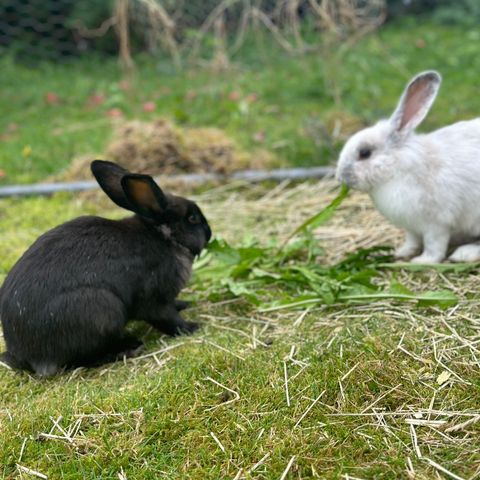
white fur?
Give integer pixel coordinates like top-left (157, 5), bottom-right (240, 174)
top-left (336, 71), bottom-right (480, 263)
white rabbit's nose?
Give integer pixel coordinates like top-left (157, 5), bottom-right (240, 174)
top-left (335, 164), bottom-right (355, 187)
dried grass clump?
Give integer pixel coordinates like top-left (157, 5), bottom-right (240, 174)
top-left (58, 119), bottom-right (276, 182)
top-left (106, 119), bottom-right (186, 174)
top-left (180, 127), bottom-right (235, 171)
top-left (181, 127), bottom-right (273, 172)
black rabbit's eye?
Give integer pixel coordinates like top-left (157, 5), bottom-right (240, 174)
top-left (188, 214), bottom-right (200, 225)
top-left (358, 147), bottom-right (372, 160)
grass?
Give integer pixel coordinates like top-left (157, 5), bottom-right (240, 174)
top-left (2, 20), bottom-right (480, 184)
top-left (1, 182), bottom-right (480, 479)
top-left (1, 19), bottom-right (480, 480)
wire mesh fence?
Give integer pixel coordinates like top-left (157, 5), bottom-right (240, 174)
top-left (0, 0), bottom-right (387, 66)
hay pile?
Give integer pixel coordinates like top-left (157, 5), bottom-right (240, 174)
top-left (59, 119), bottom-right (275, 181)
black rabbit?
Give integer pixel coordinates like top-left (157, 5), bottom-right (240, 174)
top-left (0, 160), bottom-right (212, 376)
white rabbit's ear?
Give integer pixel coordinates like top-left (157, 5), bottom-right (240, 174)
top-left (389, 71), bottom-right (441, 137)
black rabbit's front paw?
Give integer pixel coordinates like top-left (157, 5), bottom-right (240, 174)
top-left (174, 299), bottom-right (191, 311)
top-left (180, 321), bottom-right (199, 334)
top-left (171, 320), bottom-right (199, 336)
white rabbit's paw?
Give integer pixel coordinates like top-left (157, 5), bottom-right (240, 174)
top-left (410, 253), bottom-right (445, 264)
top-left (395, 244), bottom-right (420, 260)
top-left (449, 244), bottom-right (480, 263)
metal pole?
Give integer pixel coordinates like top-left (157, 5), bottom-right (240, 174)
top-left (0, 167), bottom-right (335, 198)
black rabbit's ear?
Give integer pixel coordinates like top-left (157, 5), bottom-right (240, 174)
top-left (121, 174), bottom-right (168, 219)
top-left (91, 160), bottom-right (133, 210)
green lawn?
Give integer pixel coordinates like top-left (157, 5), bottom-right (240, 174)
top-left (1, 19), bottom-right (480, 480)
top-left (2, 20), bottom-right (480, 184)
top-left (1, 184), bottom-right (480, 479)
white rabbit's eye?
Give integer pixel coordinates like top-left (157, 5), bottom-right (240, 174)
top-left (358, 147), bottom-right (372, 160)
top-left (188, 214), bottom-right (200, 225)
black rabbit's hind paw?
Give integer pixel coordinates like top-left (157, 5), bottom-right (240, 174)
top-left (116, 336), bottom-right (144, 359)
top-left (32, 361), bottom-right (62, 377)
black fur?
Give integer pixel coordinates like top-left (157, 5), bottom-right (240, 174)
top-left (0, 160), bottom-right (211, 376)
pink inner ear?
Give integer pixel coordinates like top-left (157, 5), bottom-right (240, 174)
top-left (125, 178), bottom-right (162, 213)
top-left (399, 77), bottom-right (433, 130)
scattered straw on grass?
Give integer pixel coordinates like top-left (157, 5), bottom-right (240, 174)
top-left (279, 455), bottom-right (296, 480)
top-left (16, 464), bottom-right (48, 479)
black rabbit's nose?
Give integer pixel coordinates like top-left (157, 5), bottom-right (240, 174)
top-left (205, 224), bottom-right (212, 242)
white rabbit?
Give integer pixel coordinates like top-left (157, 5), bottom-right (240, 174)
top-left (336, 71), bottom-right (480, 264)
